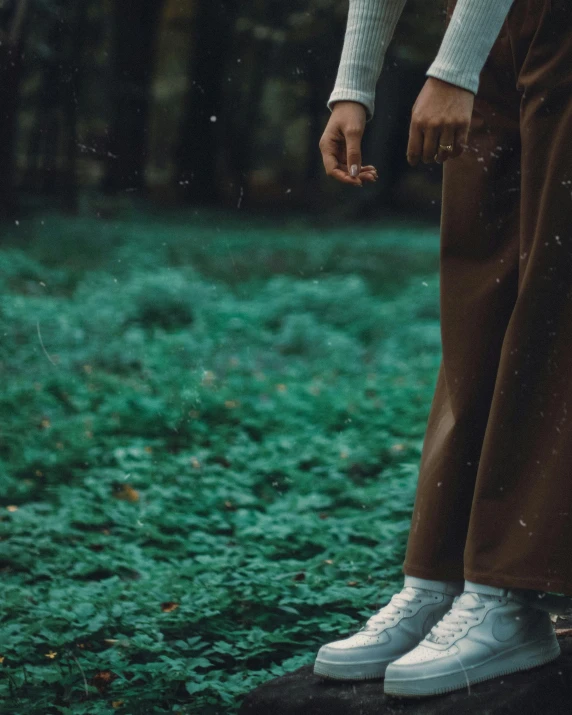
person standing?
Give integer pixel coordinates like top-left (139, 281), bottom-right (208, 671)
top-left (315, 0), bottom-right (572, 697)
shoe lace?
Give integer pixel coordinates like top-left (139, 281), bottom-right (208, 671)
top-left (427, 593), bottom-right (485, 645)
top-left (358, 587), bottom-right (424, 634)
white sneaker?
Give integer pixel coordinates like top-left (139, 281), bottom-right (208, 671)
top-left (383, 579), bottom-right (563, 697)
top-left (313, 575), bottom-right (464, 681)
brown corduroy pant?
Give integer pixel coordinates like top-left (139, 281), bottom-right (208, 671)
top-left (402, 0), bottom-right (572, 597)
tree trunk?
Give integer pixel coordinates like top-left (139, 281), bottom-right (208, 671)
top-left (0, 0), bottom-right (29, 219)
top-left (103, 0), bottom-right (165, 193)
top-left (60, 1), bottom-right (86, 213)
top-left (175, 0), bottom-right (239, 205)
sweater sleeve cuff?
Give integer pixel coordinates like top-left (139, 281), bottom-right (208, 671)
top-left (424, 0), bottom-right (515, 97)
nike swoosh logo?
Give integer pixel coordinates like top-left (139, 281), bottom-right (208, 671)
top-left (492, 613), bottom-right (524, 642)
top-left (422, 609), bottom-right (440, 635)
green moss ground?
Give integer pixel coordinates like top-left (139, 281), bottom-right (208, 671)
top-left (0, 208), bottom-right (442, 714)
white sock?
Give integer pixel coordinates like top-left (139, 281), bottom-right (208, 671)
top-left (404, 574), bottom-right (464, 596)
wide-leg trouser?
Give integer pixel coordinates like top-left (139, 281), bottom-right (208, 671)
top-left (402, 0), bottom-right (572, 596)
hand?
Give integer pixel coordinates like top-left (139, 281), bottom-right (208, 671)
top-left (319, 101), bottom-right (378, 187)
top-left (406, 76), bottom-right (475, 166)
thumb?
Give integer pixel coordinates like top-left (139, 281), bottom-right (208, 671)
top-left (346, 130), bottom-right (363, 178)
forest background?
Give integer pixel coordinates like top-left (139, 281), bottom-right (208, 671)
top-left (0, 0), bottom-right (448, 218)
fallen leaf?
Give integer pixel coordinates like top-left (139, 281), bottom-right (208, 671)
top-left (161, 602), bottom-right (179, 613)
top-left (113, 485), bottom-right (140, 502)
top-left (91, 670), bottom-right (117, 693)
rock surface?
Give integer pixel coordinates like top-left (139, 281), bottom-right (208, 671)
top-left (239, 622), bottom-right (572, 715)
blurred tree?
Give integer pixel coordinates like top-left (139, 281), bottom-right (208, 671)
top-left (22, 0), bottom-right (87, 212)
top-left (145, 0), bottom-right (196, 197)
top-left (103, 0), bottom-right (165, 193)
top-left (175, 0), bottom-right (239, 205)
top-left (0, 0), bottom-right (30, 217)
top-left (220, 0), bottom-right (282, 208)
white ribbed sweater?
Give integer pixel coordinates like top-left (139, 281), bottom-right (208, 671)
top-left (328, 0), bottom-right (516, 121)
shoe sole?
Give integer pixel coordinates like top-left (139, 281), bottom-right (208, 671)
top-left (383, 636), bottom-right (561, 697)
top-left (313, 657), bottom-right (394, 681)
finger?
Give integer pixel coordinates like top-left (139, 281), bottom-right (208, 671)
top-left (320, 135), bottom-right (340, 177)
top-left (339, 168), bottom-right (378, 184)
top-left (329, 167), bottom-right (376, 185)
top-left (336, 165), bottom-right (377, 183)
top-left (320, 135), bottom-right (364, 186)
top-left (339, 162), bottom-right (378, 176)
top-left (434, 128), bottom-right (456, 163)
top-left (321, 141), bottom-right (360, 185)
top-left (453, 124), bottom-right (470, 158)
top-left (407, 120), bottom-right (423, 166)
top-left (422, 125), bottom-right (440, 164)
top-left (339, 163), bottom-right (376, 170)
top-left (329, 168), bottom-right (366, 185)
top-left (345, 129), bottom-right (363, 182)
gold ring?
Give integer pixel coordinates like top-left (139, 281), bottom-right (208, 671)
top-left (439, 143), bottom-right (453, 151)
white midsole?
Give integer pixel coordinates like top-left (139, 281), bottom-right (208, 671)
top-left (384, 636), bottom-right (561, 693)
